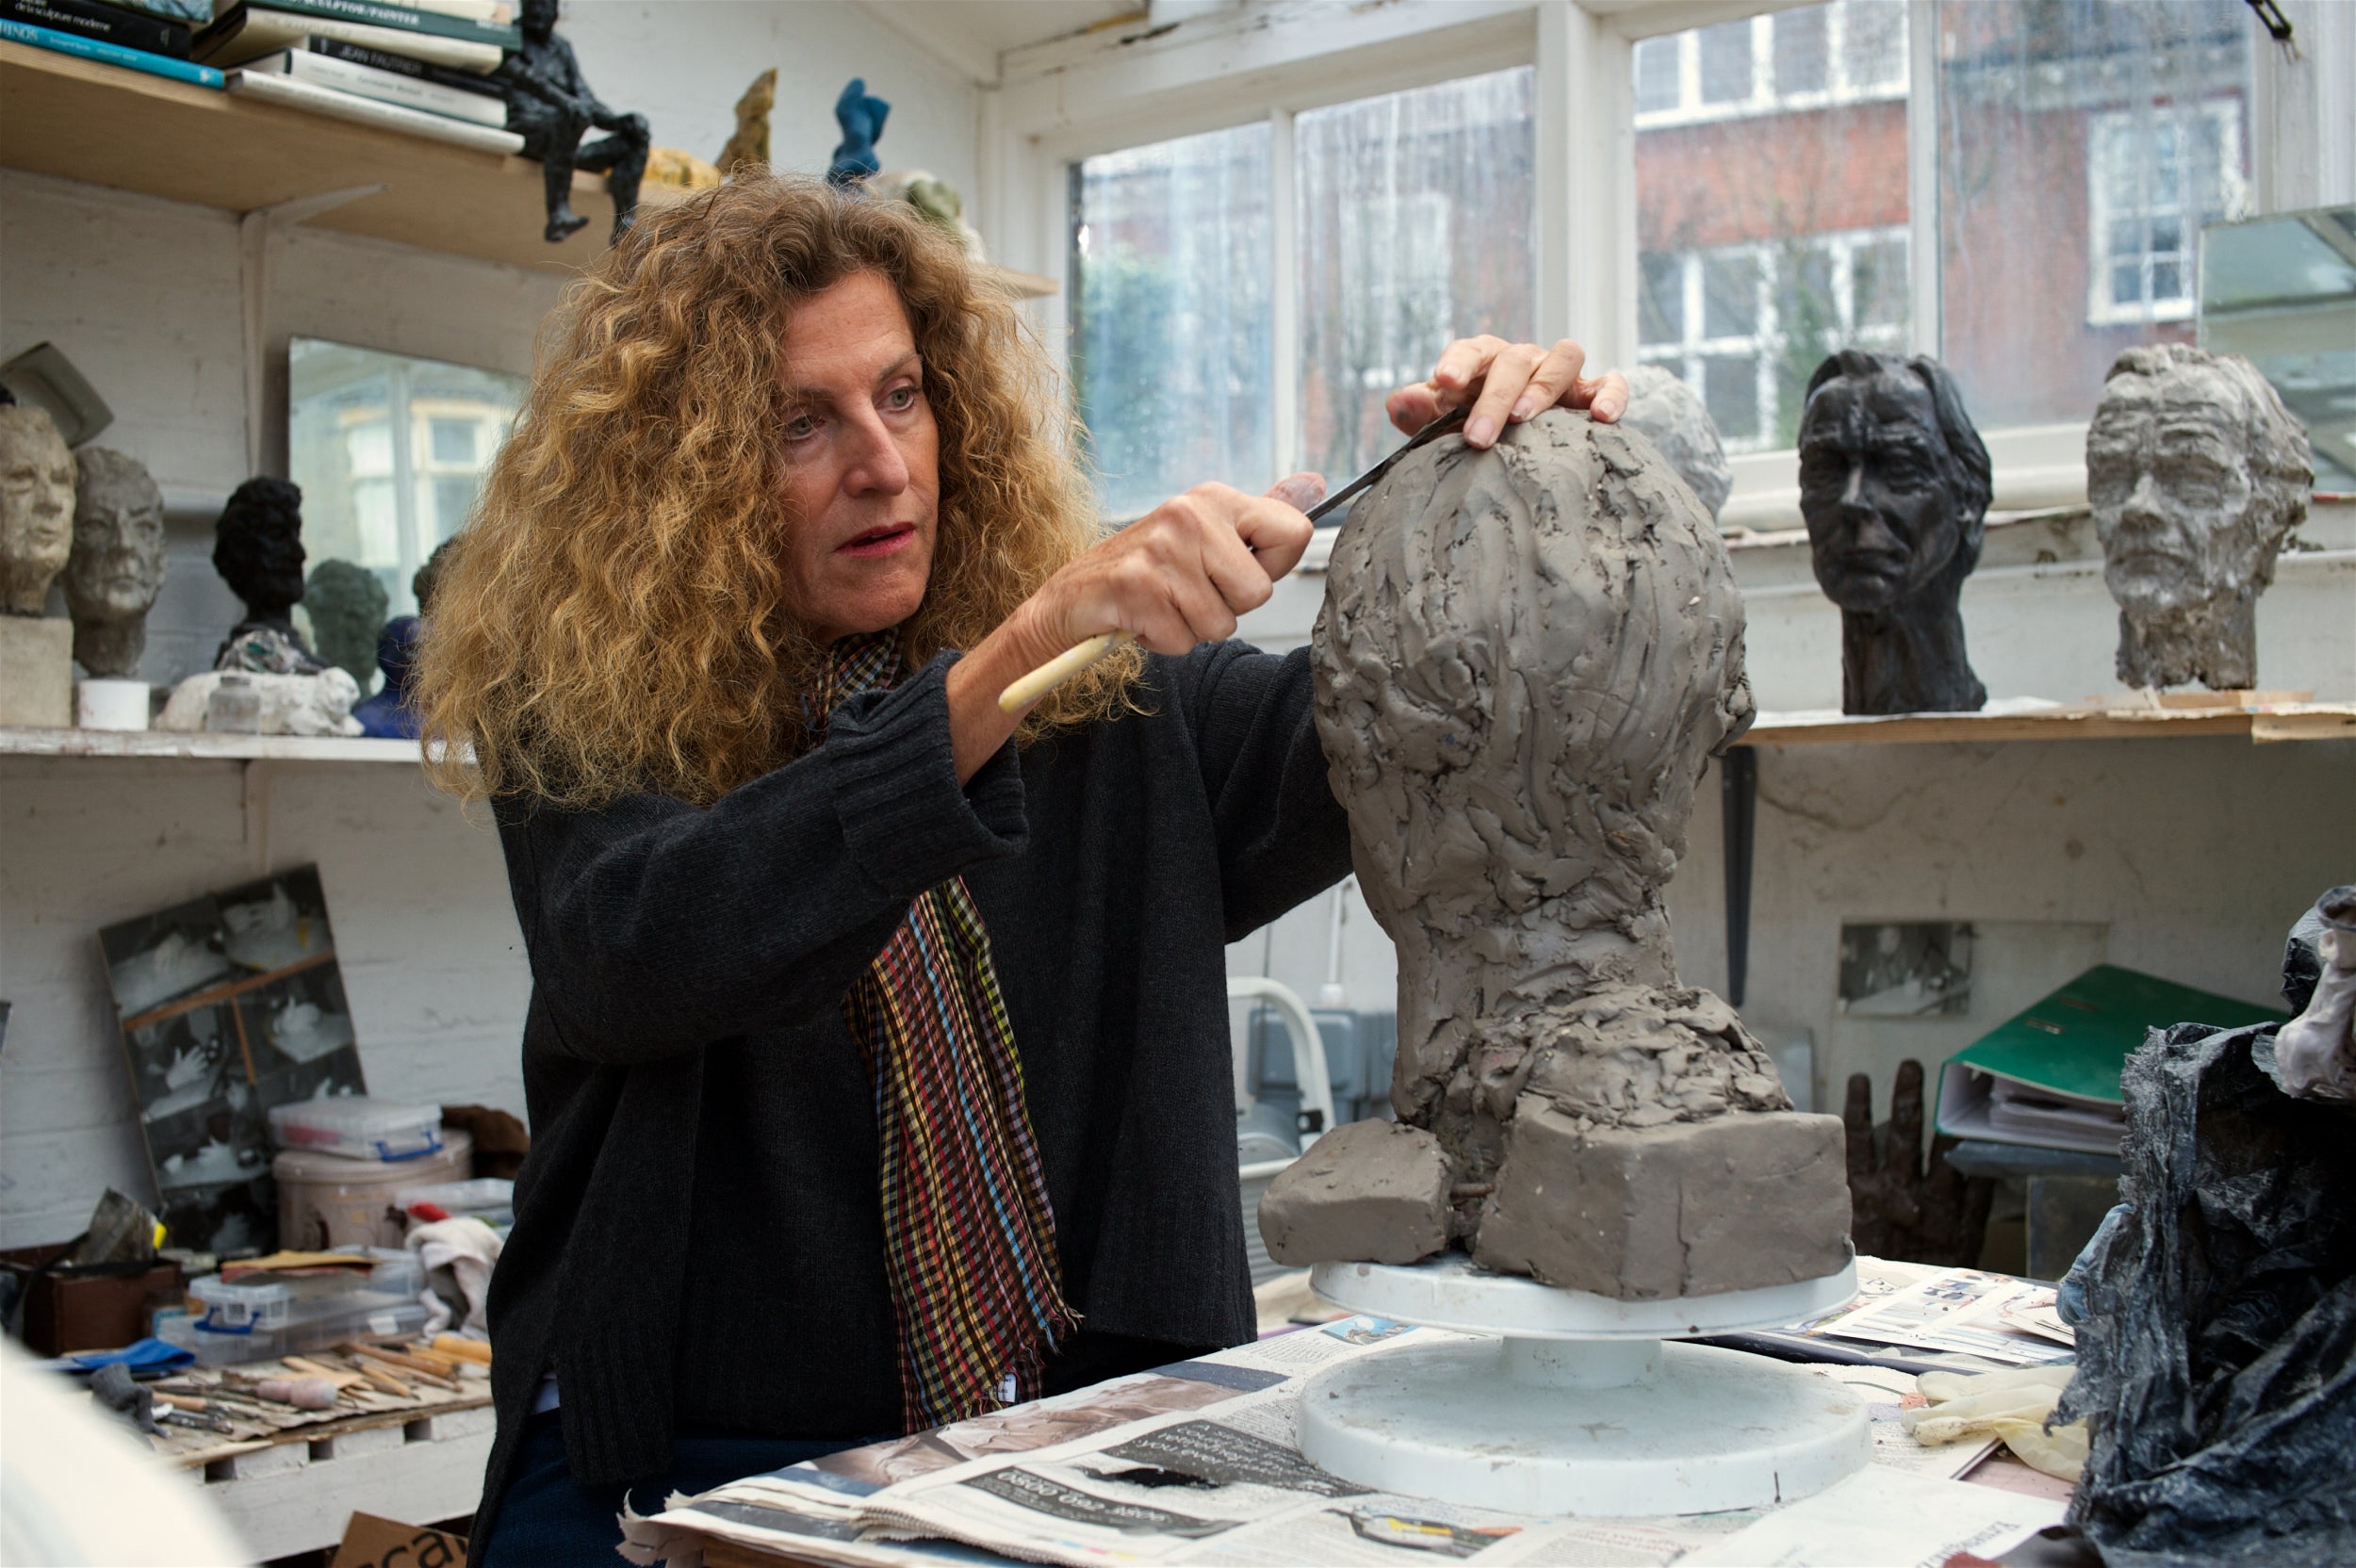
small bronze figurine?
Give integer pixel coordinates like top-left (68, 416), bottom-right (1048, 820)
top-left (1797, 351), bottom-right (1992, 715)
top-left (500, 0), bottom-right (649, 243)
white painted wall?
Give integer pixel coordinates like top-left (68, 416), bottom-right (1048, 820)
top-left (0, 4), bottom-right (982, 1248)
top-left (1230, 498), bottom-right (2356, 1126)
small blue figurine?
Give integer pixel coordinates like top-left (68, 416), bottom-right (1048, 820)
top-left (352, 615), bottom-right (421, 740)
top-left (827, 77), bottom-right (890, 188)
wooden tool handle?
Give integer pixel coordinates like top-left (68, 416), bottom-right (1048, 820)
top-left (997, 630), bottom-right (1132, 714)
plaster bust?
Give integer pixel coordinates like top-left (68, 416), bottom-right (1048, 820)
top-left (2087, 344), bottom-right (2312, 692)
top-left (1263, 411), bottom-right (1852, 1300)
top-left (1621, 365), bottom-right (1733, 523)
top-left (1, 401), bottom-right (75, 616)
top-left (213, 477), bottom-right (321, 670)
top-left (64, 447), bottom-right (167, 678)
top-left (1796, 351), bottom-right (1991, 714)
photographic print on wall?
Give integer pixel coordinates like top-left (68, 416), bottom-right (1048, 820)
top-left (99, 866), bottom-right (366, 1256)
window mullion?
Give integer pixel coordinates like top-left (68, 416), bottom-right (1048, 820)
top-left (1270, 105), bottom-right (1300, 482)
top-left (1906, 0), bottom-right (1941, 358)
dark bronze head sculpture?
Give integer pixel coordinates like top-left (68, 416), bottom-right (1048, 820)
top-left (303, 559), bottom-right (389, 692)
top-left (213, 478), bottom-right (318, 668)
top-left (1797, 351), bottom-right (1992, 715)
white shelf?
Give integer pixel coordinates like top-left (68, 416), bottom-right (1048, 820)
top-left (0, 726), bottom-right (421, 762)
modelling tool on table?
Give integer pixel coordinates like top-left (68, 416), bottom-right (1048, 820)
top-left (997, 408), bottom-right (1470, 713)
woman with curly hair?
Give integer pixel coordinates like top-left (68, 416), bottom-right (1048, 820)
top-left (415, 172), bottom-right (1625, 1562)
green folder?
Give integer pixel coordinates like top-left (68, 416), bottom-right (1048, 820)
top-left (1935, 964), bottom-right (2289, 1152)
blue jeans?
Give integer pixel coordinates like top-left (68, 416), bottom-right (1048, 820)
top-left (473, 1411), bottom-right (868, 1566)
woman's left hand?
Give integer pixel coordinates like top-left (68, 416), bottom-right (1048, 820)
top-left (1386, 336), bottom-right (1628, 450)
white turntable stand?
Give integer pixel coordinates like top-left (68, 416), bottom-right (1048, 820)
top-left (1301, 1254), bottom-right (1869, 1517)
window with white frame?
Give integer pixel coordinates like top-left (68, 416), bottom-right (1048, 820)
top-left (1632, 0), bottom-right (1906, 129)
top-left (2085, 100), bottom-right (2247, 326)
top-left (1068, 66), bottom-right (1534, 518)
top-left (1639, 229), bottom-right (1909, 452)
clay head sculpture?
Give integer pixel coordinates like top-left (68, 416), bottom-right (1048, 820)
top-left (1797, 351), bottom-right (1992, 714)
top-left (64, 447), bottom-right (167, 678)
top-left (1621, 365), bottom-right (1733, 523)
top-left (212, 478), bottom-right (318, 669)
top-left (303, 559), bottom-right (388, 691)
top-left (2087, 344), bottom-right (2312, 692)
top-left (1265, 410), bottom-right (1852, 1299)
top-left (0, 401), bottom-right (75, 615)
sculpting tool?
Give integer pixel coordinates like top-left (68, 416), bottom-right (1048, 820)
top-left (997, 409), bottom-right (1469, 713)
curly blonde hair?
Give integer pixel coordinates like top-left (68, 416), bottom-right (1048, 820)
top-left (415, 172), bottom-right (1136, 808)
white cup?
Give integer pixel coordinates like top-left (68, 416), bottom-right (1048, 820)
top-left (77, 678), bottom-right (152, 731)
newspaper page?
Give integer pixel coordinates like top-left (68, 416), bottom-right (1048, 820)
top-left (1810, 1268), bottom-right (2075, 1366)
top-left (624, 1316), bottom-right (2044, 1568)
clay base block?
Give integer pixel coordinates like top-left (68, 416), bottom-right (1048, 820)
top-left (1472, 1099), bottom-right (1851, 1299)
top-left (1259, 1119), bottom-right (1452, 1267)
top-left (0, 616), bottom-right (73, 727)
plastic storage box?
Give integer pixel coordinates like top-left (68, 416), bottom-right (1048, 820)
top-left (267, 1097), bottom-right (444, 1162)
top-left (157, 1250), bottom-right (430, 1365)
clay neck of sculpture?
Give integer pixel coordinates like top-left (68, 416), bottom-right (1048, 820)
top-left (1840, 595), bottom-right (1984, 715)
top-left (2116, 593), bottom-right (2257, 691)
top-left (1389, 890), bottom-right (1680, 1118)
top-left (73, 619), bottom-right (145, 679)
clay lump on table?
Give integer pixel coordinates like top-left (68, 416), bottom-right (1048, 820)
top-left (1260, 408), bottom-right (1852, 1300)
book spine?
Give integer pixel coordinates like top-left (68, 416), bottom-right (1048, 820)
top-left (253, 0), bottom-right (515, 48)
top-left (0, 15), bottom-right (221, 81)
top-left (106, 0), bottom-right (209, 20)
top-left (0, 0), bottom-right (190, 57)
top-left (305, 33), bottom-right (499, 97)
top-left (224, 66), bottom-right (523, 154)
top-left (268, 46), bottom-right (506, 125)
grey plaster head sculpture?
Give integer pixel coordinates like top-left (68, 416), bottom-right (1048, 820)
top-left (1621, 365), bottom-right (1733, 522)
top-left (2087, 344), bottom-right (2312, 692)
top-left (0, 401), bottom-right (75, 616)
top-left (303, 559), bottom-right (388, 692)
top-left (1262, 410), bottom-right (1852, 1300)
top-left (64, 447), bottom-right (167, 678)
top-left (1797, 350), bottom-right (1991, 714)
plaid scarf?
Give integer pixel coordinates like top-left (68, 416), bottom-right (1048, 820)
top-left (811, 633), bottom-right (1078, 1430)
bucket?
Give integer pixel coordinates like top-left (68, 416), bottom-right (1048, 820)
top-left (273, 1129), bottom-right (472, 1250)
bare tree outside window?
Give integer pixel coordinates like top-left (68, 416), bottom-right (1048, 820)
top-left (1297, 68), bottom-right (1535, 489)
top-left (1071, 124), bottom-right (1274, 520)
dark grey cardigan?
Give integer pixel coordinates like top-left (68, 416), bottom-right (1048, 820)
top-left (473, 643), bottom-right (1351, 1537)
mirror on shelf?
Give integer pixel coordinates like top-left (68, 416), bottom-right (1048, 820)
top-left (286, 338), bottom-right (527, 617)
top-left (2200, 205), bottom-right (2356, 490)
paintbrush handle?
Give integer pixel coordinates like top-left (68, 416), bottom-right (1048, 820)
top-left (997, 630), bottom-right (1133, 714)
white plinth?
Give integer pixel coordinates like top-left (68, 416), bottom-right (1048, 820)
top-left (1301, 1255), bottom-right (1869, 1517)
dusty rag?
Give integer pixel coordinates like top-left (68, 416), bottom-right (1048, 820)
top-left (813, 633), bottom-right (1077, 1429)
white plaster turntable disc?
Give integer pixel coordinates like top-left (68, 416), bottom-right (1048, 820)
top-left (1300, 1254), bottom-right (1870, 1516)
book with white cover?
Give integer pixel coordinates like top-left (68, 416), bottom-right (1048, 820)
top-left (225, 68), bottom-right (522, 154)
top-left (246, 45), bottom-right (506, 124)
top-left (198, 5), bottom-right (500, 72)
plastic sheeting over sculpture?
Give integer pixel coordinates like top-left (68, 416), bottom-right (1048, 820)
top-left (2055, 1021), bottom-right (2356, 1566)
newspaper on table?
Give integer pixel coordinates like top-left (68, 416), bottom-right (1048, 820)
top-left (621, 1313), bottom-right (2060, 1568)
top-left (1711, 1257), bottom-right (2075, 1372)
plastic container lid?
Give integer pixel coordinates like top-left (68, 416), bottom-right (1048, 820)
top-left (268, 1097), bottom-right (444, 1162)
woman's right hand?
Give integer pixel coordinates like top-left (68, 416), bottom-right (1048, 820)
top-left (943, 475), bottom-right (1323, 779)
top-left (1028, 475), bottom-right (1324, 658)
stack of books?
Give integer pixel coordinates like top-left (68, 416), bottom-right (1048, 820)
top-left (2, 0), bottom-right (526, 156)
